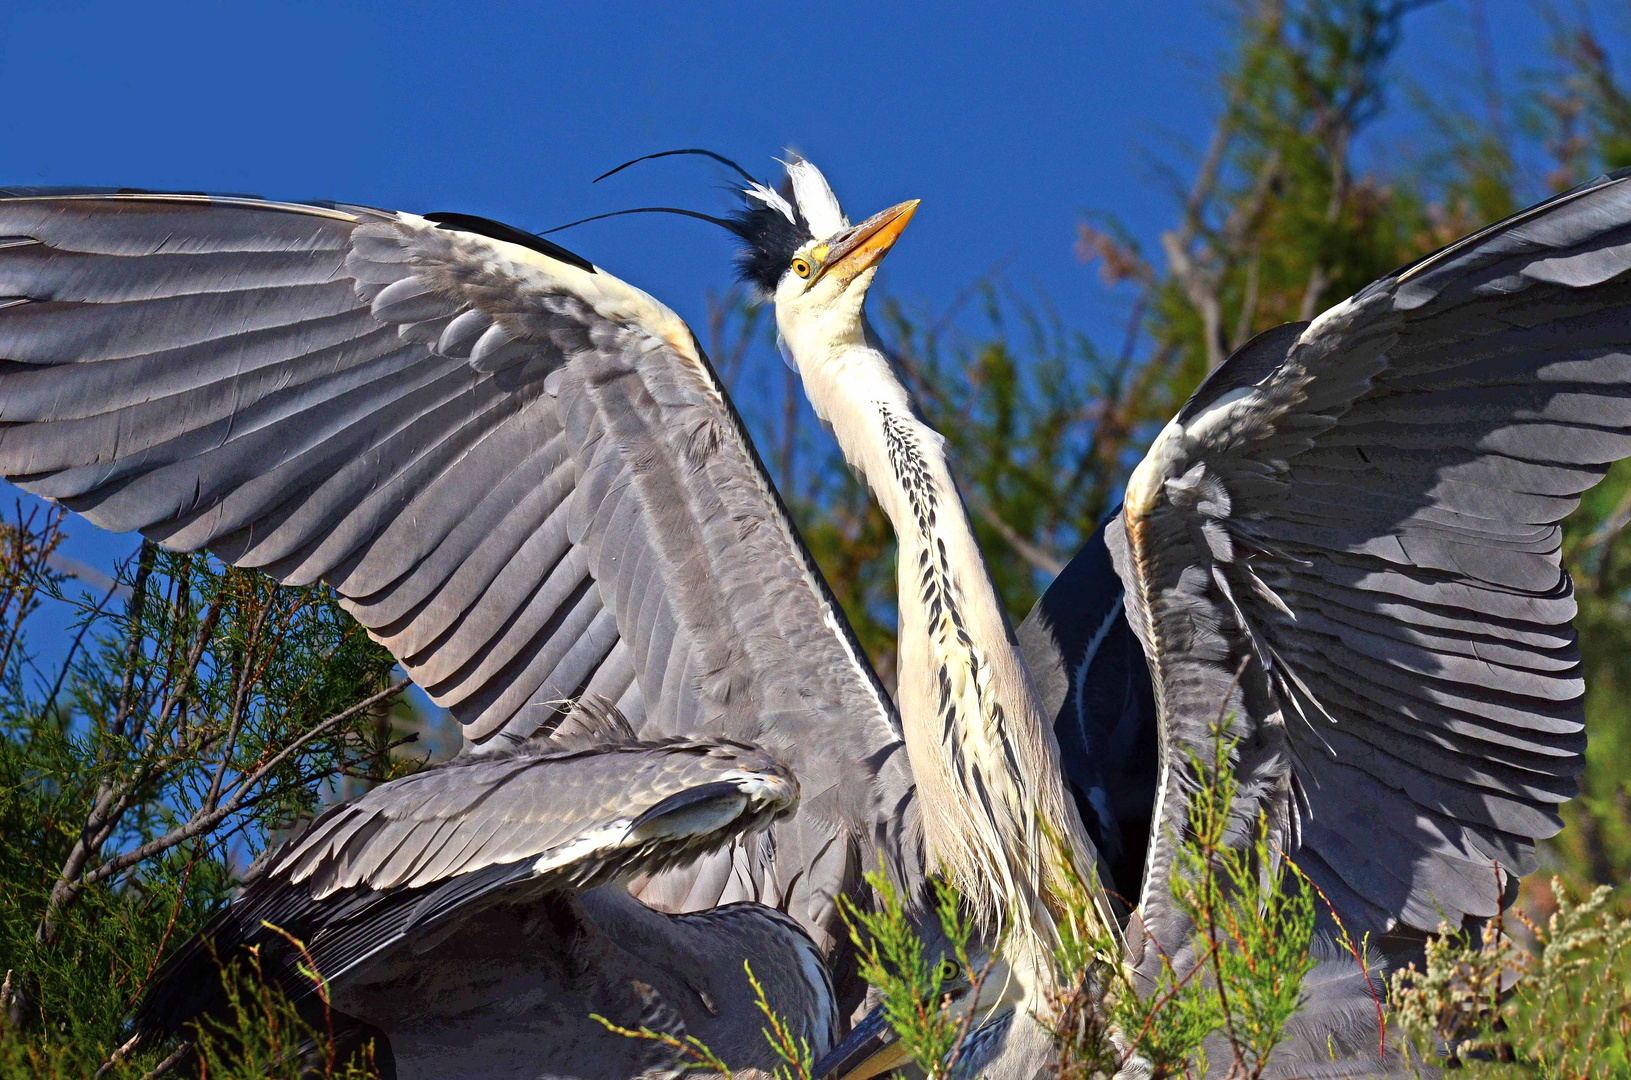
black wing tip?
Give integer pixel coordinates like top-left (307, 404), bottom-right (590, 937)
top-left (1385, 166), bottom-right (1631, 289)
top-left (629, 779), bottom-right (751, 832)
top-left (1176, 320), bottom-right (1310, 424)
top-left (130, 926), bottom-right (238, 1045)
top-left (423, 211), bottom-right (597, 274)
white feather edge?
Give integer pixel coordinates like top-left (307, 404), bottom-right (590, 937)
top-left (530, 819), bottom-right (640, 876)
top-left (292, 767), bottom-right (797, 898)
top-left (745, 180), bottom-right (798, 224)
top-left (529, 769), bottom-right (798, 877)
top-left (391, 210), bottom-right (704, 366)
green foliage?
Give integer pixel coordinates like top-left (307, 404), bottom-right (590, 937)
top-left (0, 941), bottom-right (386, 1080)
top-left (745, 961), bottom-right (818, 1080)
top-left (591, 1010), bottom-right (737, 1079)
top-left (850, 725), bottom-right (1320, 1079)
top-left (1060, 729), bottom-right (1319, 1080)
top-left (1391, 879), bottom-right (1631, 1079)
top-left (589, 960), bottom-right (816, 1080)
top-left (1173, 734), bottom-right (1317, 1076)
top-left (189, 939), bottom-right (384, 1080)
top-left (838, 872), bottom-right (986, 1080)
top-left (0, 503), bottom-right (409, 1072)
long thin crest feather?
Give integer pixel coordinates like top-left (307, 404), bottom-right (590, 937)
top-left (543, 153), bottom-right (854, 298)
top-left (542, 206), bottom-right (746, 237)
top-left (592, 148), bottom-right (761, 187)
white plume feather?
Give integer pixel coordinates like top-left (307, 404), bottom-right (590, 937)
top-left (744, 181), bottom-right (797, 224)
top-left (785, 159), bottom-right (849, 238)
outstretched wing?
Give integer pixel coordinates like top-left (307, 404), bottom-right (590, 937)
top-left (135, 738), bottom-right (796, 1040)
top-left (1098, 171), bottom-right (1631, 966)
top-left (0, 191), bottom-right (915, 965)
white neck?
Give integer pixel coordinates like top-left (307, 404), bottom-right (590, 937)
top-left (783, 308), bottom-right (1106, 983)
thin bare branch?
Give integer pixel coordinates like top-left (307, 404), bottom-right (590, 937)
top-left (75, 678), bottom-right (410, 891)
top-left (38, 577), bottom-right (121, 724)
top-left (206, 601), bottom-right (274, 811)
top-left (963, 489), bottom-right (1065, 577)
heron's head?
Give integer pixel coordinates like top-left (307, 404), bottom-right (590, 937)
top-left (729, 158), bottom-right (918, 360)
top-left (811, 948), bottom-right (1030, 1080)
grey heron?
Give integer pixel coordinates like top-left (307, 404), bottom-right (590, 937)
top-left (0, 153), bottom-right (1614, 1077)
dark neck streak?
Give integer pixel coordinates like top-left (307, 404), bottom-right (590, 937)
top-left (877, 406), bottom-right (1023, 840)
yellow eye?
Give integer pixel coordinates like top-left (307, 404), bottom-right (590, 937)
top-left (938, 958), bottom-right (961, 982)
top-left (792, 257), bottom-right (812, 279)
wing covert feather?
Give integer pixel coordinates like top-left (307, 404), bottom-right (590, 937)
top-left (1079, 172), bottom-right (1631, 968)
top-left (0, 190), bottom-right (914, 969)
top-left (133, 738), bottom-right (798, 1041)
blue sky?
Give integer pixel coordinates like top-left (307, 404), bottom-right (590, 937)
top-left (5, 1), bottom-right (1600, 345)
top-left (0, 0), bottom-right (1620, 623)
top-left (0, 2), bottom-right (1225, 336)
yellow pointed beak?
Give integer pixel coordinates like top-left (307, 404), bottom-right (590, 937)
top-left (810, 1003), bottom-right (913, 1080)
top-left (815, 199), bottom-right (920, 288)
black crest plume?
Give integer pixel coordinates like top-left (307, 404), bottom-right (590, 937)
top-left (728, 192), bottom-right (811, 296)
top-left (545, 148), bottom-right (816, 296)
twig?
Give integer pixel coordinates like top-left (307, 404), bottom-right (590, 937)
top-left (147, 590), bottom-right (226, 743)
top-left (926, 247), bottom-right (1020, 348)
top-left (1117, 293), bottom-right (1147, 370)
top-left (38, 577), bottom-right (121, 724)
top-left (1178, 84), bottom-right (1245, 249)
top-left (94, 1033), bottom-right (142, 1078)
top-left (261, 922), bottom-right (338, 1068)
top-left (135, 1040), bottom-right (191, 1080)
top-left (107, 543), bottom-right (157, 746)
top-left (138, 840), bottom-right (205, 990)
top-left (1116, 923), bottom-right (1227, 1071)
top-left (1233, 247), bottom-right (1261, 348)
top-left (0, 503), bottom-right (62, 683)
top-left (73, 678), bottom-right (409, 891)
top-left (962, 489), bottom-right (1064, 577)
top-left (1281, 856), bottom-right (1385, 1062)
top-left (206, 603), bottom-right (273, 811)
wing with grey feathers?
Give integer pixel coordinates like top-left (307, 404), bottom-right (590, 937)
top-left (135, 737), bottom-right (795, 1041)
top-left (0, 190), bottom-right (913, 964)
top-left (1103, 171), bottom-right (1631, 964)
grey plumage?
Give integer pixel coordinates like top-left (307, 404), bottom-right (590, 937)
top-left (334, 888), bottom-right (835, 1079)
top-left (136, 734), bottom-right (832, 1078)
top-left (0, 186), bottom-right (916, 1073)
top-left (1015, 169), bottom-right (1631, 1074)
